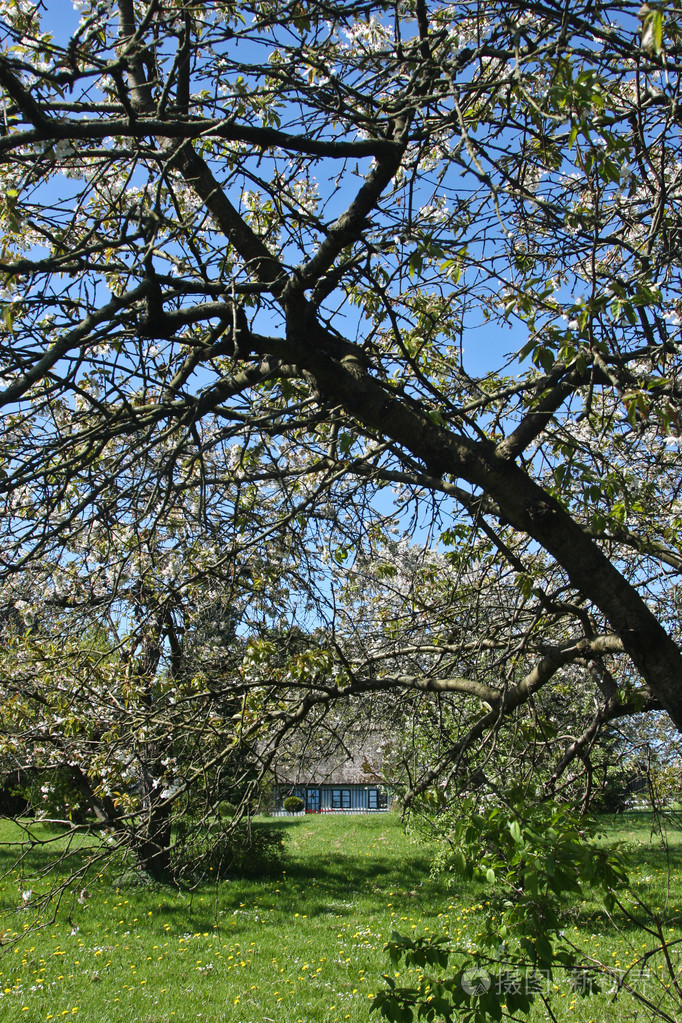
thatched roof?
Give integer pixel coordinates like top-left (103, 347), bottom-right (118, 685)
top-left (272, 731), bottom-right (390, 787)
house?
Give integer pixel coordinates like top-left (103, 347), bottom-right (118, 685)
top-left (271, 731), bottom-right (392, 813)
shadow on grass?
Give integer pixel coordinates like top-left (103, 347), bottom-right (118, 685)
top-left (154, 812), bottom-right (682, 938)
top-left (558, 816), bottom-right (682, 936)
top-left (1, 814), bottom-right (447, 913)
top-left (0, 818), bottom-right (292, 886)
top-left (0, 819), bottom-right (100, 882)
top-left (263, 818), bottom-right (441, 882)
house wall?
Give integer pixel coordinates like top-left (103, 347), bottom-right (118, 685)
top-left (275, 784), bottom-right (390, 812)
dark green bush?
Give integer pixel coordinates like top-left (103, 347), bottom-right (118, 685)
top-left (2, 768), bottom-right (90, 824)
top-left (172, 816), bottom-right (286, 880)
top-left (282, 796), bottom-right (304, 813)
top-left (0, 771), bottom-right (29, 816)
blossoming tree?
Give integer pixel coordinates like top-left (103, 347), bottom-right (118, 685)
top-left (1, 0), bottom-right (682, 879)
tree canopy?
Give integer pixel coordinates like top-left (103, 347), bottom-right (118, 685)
top-left (1, 0), bottom-right (681, 858)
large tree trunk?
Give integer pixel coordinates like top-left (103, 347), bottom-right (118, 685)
top-left (135, 787), bottom-right (172, 876)
top-left (285, 330), bottom-right (682, 731)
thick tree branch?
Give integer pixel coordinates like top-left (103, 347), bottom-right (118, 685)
top-left (0, 119), bottom-right (400, 158)
top-left (402, 634), bottom-right (627, 805)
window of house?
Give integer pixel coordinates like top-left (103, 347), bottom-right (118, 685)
top-left (368, 788), bottom-right (378, 809)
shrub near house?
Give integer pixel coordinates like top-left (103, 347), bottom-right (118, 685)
top-left (282, 796), bottom-right (305, 814)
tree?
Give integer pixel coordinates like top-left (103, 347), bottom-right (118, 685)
top-left (1, 0), bottom-right (682, 867)
top-left (326, 535), bottom-right (650, 813)
top-left (0, 425), bottom-right (330, 875)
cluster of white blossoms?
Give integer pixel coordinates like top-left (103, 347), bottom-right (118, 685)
top-left (417, 196), bottom-right (450, 226)
top-left (0, 0), bottom-right (35, 25)
top-left (286, 174), bottom-right (320, 218)
top-left (341, 17), bottom-right (394, 54)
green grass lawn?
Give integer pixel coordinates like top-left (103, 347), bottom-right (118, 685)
top-left (0, 812), bottom-right (680, 1022)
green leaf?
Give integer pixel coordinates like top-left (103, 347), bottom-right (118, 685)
top-left (451, 849), bottom-right (466, 874)
top-left (641, 6), bottom-right (664, 53)
top-left (534, 935), bottom-right (554, 965)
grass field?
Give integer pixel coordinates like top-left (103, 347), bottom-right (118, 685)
top-left (0, 811), bottom-right (680, 1022)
